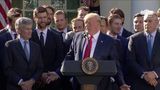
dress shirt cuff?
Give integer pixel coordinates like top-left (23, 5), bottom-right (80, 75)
top-left (153, 71), bottom-right (159, 78)
top-left (141, 73), bottom-right (145, 79)
top-left (18, 79), bottom-right (23, 85)
top-left (50, 71), bottom-right (60, 78)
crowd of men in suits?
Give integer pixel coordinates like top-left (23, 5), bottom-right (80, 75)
top-left (0, 5), bottom-right (160, 90)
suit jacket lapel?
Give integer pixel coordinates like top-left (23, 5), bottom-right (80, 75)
top-left (6, 31), bottom-right (12, 40)
top-left (45, 29), bottom-right (50, 48)
top-left (93, 33), bottom-right (104, 59)
top-left (15, 39), bottom-right (29, 63)
top-left (78, 32), bottom-right (86, 60)
top-left (32, 30), bottom-right (41, 45)
top-left (141, 33), bottom-right (151, 66)
top-left (151, 30), bottom-right (160, 62)
top-left (28, 41), bottom-right (33, 63)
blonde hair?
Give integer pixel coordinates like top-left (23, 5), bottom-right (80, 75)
top-left (84, 13), bottom-right (100, 23)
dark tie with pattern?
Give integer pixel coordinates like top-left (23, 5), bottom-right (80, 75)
top-left (40, 32), bottom-right (44, 47)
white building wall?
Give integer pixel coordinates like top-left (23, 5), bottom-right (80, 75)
top-left (100, 0), bottom-right (160, 32)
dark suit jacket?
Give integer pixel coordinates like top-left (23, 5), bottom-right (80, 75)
top-left (3, 39), bottom-right (43, 90)
top-left (0, 28), bottom-right (8, 35)
top-left (64, 31), bottom-right (125, 90)
top-left (51, 28), bottom-right (72, 58)
top-left (127, 30), bottom-right (160, 90)
top-left (31, 29), bottom-right (64, 72)
top-left (0, 30), bottom-right (13, 90)
top-left (121, 28), bottom-right (133, 38)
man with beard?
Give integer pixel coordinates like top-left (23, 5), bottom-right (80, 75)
top-left (42, 5), bottom-right (55, 30)
top-left (31, 6), bottom-right (64, 90)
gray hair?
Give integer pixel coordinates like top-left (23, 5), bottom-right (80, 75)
top-left (15, 17), bottom-right (33, 30)
top-left (141, 10), bottom-right (158, 20)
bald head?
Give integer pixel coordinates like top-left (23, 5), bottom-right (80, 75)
top-left (84, 13), bottom-right (101, 35)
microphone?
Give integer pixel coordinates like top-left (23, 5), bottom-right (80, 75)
top-left (82, 31), bottom-right (89, 38)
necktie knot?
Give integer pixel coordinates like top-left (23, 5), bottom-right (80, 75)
top-left (14, 33), bottom-right (17, 39)
top-left (24, 40), bottom-right (28, 45)
top-left (40, 32), bottom-right (43, 36)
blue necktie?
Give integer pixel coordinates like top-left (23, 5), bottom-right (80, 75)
top-left (147, 34), bottom-right (152, 60)
top-left (24, 41), bottom-right (30, 61)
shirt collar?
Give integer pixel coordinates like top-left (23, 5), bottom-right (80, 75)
top-left (145, 30), bottom-right (157, 37)
top-left (119, 26), bottom-right (124, 36)
top-left (36, 27), bottom-right (48, 36)
top-left (7, 26), bottom-right (16, 34)
top-left (106, 31), bottom-right (117, 39)
top-left (18, 36), bottom-right (29, 45)
top-left (92, 31), bottom-right (100, 41)
top-left (57, 27), bottom-right (68, 33)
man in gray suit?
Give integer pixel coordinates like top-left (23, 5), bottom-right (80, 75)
top-left (127, 10), bottom-right (160, 90)
top-left (4, 17), bottom-right (43, 90)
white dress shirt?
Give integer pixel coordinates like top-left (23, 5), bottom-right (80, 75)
top-left (8, 27), bottom-right (17, 40)
top-left (19, 37), bottom-right (30, 57)
top-left (119, 27), bottom-right (124, 36)
top-left (36, 28), bottom-right (48, 45)
top-left (106, 31), bottom-right (118, 39)
top-left (82, 31), bottom-right (100, 58)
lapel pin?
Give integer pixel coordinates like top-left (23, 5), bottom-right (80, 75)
top-left (101, 40), bottom-right (103, 43)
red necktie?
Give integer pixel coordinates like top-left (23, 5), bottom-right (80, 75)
top-left (83, 35), bottom-right (93, 60)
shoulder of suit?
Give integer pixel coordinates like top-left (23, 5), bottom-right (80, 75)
top-left (129, 31), bottom-right (144, 39)
top-left (30, 40), bottom-right (40, 48)
top-left (101, 32), bottom-right (115, 41)
top-left (5, 39), bottom-right (18, 47)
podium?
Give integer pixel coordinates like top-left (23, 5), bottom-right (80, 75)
top-left (60, 58), bottom-right (117, 90)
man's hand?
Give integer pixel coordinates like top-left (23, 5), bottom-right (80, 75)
top-left (41, 73), bottom-right (48, 83)
top-left (144, 71), bottom-right (158, 87)
top-left (20, 79), bottom-right (35, 90)
top-left (120, 84), bottom-right (130, 90)
top-left (45, 71), bottom-right (59, 84)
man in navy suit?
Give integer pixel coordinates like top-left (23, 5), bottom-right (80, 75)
top-left (4, 17), bottom-right (43, 90)
top-left (53, 10), bottom-right (72, 57)
top-left (63, 13), bottom-right (130, 90)
top-left (0, 8), bottom-right (22, 90)
top-left (107, 14), bottom-right (129, 90)
top-left (31, 6), bottom-right (64, 90)
top-left (109, 8), bottom-right (132, 38)
top-left (127, 10), bottom-right (160, 90)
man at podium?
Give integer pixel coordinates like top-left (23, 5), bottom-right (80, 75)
top-left (64, 13), bottom-right (130, 90)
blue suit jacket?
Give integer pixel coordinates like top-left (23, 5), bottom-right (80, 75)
top-left (64, 31), bottom-right (125, 90)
